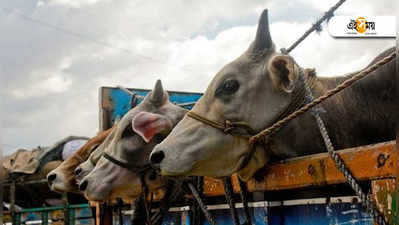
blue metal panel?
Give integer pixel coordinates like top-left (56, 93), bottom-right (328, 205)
top-left (107, 88), bottom-right (202, 122)
top-left (111, 202), bottom-right (373, 225)
top-left (202, 208), bottom-right (264, 225)
top-left (269, 203), bottom-right (372, 225)
top-left (109, 89), bottom-right (133, 121)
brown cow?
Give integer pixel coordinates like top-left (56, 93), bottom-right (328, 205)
top-left (47, 128), bottom-right (114, 193)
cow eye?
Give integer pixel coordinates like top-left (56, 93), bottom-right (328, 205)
top-left (223, 80), bottom-right (239, 93)
top-left (216, 79), bottom-right (239, 97)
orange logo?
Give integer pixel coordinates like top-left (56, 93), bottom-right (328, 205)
top-left (346, 17), bottom-right (375, 34)
top-left (355, 17), bottom-right (367, 33)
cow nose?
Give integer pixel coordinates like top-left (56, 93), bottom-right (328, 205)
top-left (150, 150), bottom-right (165, 166)
top-left (75, 167), bottom-right (82, 176)
top-left (47, 173), bottom-right (57, 183)
top-left (79, 180), bottom-right (88, 191)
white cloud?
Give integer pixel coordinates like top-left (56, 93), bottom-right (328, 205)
top-left (11, 74), bottom-right (72, 99)
top-left (44, 0), bottom-right (106, 8)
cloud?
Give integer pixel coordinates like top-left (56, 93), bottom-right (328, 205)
top-left (0, 0), bottom-right (395, 154)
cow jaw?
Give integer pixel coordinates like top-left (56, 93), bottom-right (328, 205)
top-left (82, 157), bottom-right (142, 201)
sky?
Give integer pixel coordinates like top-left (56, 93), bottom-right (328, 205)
top-left (0, 0), bottom-right (396, 154)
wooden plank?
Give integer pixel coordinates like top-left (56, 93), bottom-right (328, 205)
top-left (202, 141), bottom-right (396, 196)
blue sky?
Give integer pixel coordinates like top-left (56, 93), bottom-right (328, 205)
top-left (0, 0), bottom-right (396, 154)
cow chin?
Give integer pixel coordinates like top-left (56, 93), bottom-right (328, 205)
top-left (85, 177), bottom-right (143, 202)
top-left (237, 145), bottom-right (270, 181)
top-left (109, 184), bottom-right (143, 202)
top-left (85, 184), bottom-right (112, 202)
top-left (51, 182), bottom-right (77, 194)
top-left (158, 144), bottom-right (250, 179)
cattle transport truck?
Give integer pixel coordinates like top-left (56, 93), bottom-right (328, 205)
top-left (97, 86), bottom-right (397, 225)
top-left (1, 86), bottom-right (397, 225)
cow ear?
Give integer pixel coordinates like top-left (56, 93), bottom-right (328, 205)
top-left (132, 112), bottom-right (173, 143)
top-left (268, 55), bottom-right (297, 93)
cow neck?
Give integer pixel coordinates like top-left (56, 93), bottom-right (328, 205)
top-left (264, 68), bottom-right (317, 141)
top-left (236, 67), bottom-right (317, 172)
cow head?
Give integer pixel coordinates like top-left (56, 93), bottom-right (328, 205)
top-left (151, 10), bottom-right (305, 181)
top-left (79, 80), bottom-right (186, 201)
top-left (74, 137), bottom-right (107, 185)
top-left (47, 128), bottom-right (112, 193)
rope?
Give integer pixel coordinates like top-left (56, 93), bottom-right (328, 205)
top-left (299, 70), bottom-right (388, 225)
top-left (223, 177), bottom-right (240, 225)
top-left (249, 51), bottom-right (396, 144)
top-left (281, 0), bottom-right (347, 54)
top-left (188, 182), bottom-right (217, 225)
top-left (238, 180), bottom-right (252, 225)
top-left (187, 111), bottom-right (225, 130)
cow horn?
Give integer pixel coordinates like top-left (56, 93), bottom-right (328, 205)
top-left (252, 9), bottom-right (273, 52)
top-left (151, 79), bottom-right (164, 105)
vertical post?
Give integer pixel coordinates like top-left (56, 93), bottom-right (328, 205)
top-left (14, 213), bottom-right (21, 225)
top-left (69, 208), bottom-right (75, 225)
top-left (89, 201), bottom-right (97, 225)
top-left (0, 181), bottom-right (3, 225)
top-left (100, 204), bottom-right (113, 225)
top-left (96, 202), bottom-right (101, 225)
top-left (62, 193), bottom-right (69, 225)
top-left (372, 179), bottom-right (395, 225)
top-left (10, 180), bottom-right (16, 225)
top-left (41, 211), bottom-right (48, 225)
top-left (0, 145), bottom-right (2, 225)
top-left (395, 144), bottom-right (399, 225)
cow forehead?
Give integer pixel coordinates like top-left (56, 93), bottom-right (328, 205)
top-left (215, 53), bottom-right (270, 81)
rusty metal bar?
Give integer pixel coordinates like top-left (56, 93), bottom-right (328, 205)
top-left (116, 85), bottom-right (144, 99)
top-left (1, 178), bottom-right (48, 186)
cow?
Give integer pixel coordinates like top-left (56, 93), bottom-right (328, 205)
top-left (47, 127), bottom-right (114, 193)
top-left (78, 80), bottom-right (187, 202)
top-left (150, 9), bottom-right (396, 181)
top-left (73, 135), bottom-right (108, 185)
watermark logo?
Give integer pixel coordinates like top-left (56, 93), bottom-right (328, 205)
top-left (329, 16), bottom-right (395, 38)
top-left (346, 17), bottom-right (375, 34)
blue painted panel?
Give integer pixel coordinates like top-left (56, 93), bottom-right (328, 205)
top-left (202, 208), bottom-right (266, 225)
top-left (112, 202), bottom-right (374, 225)
top-left (109, 89), bottom-right (133, 121)
top-left (269, 203), bottom-right (372, 225)
top-left (108, 88), bottom-right (203, 122)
